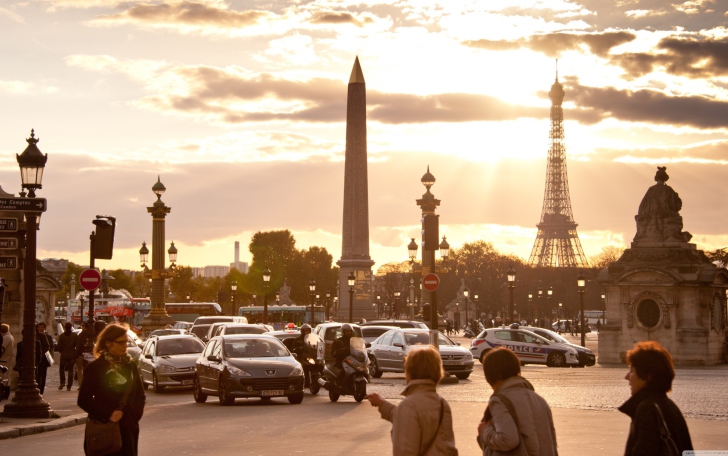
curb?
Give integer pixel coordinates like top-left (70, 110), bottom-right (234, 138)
top-left (0, 413), bottom-right (87, 440)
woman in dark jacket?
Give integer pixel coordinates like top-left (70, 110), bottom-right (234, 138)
top-left (78, 324), bottom-right (145, 456)
top-left (619, 341), bottom-right (692, 456)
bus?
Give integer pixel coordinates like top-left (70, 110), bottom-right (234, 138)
top-left (578, 310), bottom-right (607, 326)
top-left (238, 305), bottom-right (325, 329)
top-left (166, 302), bottom-right (223, 322)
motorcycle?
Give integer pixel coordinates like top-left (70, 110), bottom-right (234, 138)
top-left (303, 333), bottom-right (324, 395)
top-left (319, 337), bottom-right (369, 403)
top-left (463, 327), bottom-right (477, 338)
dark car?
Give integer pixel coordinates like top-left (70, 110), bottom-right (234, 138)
top-left (193, 334), bottom-right (304, 405)
top-left (139, 335), bottom-right (206, 392)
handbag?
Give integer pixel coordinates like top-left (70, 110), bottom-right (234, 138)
top-left (84, 367), bottom-right (135, 456)
top-left (654, 403), bottom-right (680, 456)
top-left (419, 397), bottom-right (445, 456)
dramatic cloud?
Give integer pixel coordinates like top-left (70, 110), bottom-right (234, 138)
top-left (308, 11), bottom-right (374, 27)
top-left (464, 31), bottom-right (637, 57)
top-left (609, 36), bottom-right (728, 78)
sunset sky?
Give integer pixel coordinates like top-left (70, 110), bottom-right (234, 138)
top-left (1, 0), bottom-right (727, 274)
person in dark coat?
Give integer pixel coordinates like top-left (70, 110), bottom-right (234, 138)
top-left (35, 322), bottom-right (54, 394)
top-left (619, 341), bottom-right (692, 456)
top-left (76, 321), bottom-right (92, 387)
top-left (14, 338), bottom-right (42, 371)
top-left (78, 324), bottom-right (145, 456)
top-left (56, 322), bottom-right (79, 390)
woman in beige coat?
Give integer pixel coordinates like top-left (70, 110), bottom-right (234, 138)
top-left (478, 347), bottom-right (558, 456)
top-left (366, 346), bottom-right (458, 456)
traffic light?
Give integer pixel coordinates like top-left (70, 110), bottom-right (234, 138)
top-left (92, 216), bottom-right (116, 260)
top-left (422, 214), bottom-right (439, 250)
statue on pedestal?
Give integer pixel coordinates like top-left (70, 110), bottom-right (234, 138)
top-left (633, 167), bottom-right (692, 244)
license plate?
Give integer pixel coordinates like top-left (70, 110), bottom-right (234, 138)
top-left (261, 390), bottom-right (284, 396)
top-left (443, 360), bottom-right (459, 365)
top-left (181, 380), bottom-right (193, 386)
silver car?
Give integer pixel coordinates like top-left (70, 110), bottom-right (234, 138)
top-left (139, 335), bottom-right (206, 392)
top-left (367, 329), bottom-right (474, 380)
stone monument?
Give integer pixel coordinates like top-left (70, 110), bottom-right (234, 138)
top-left (597, 167), bottom-right (727, 365)
top-left (336, 57), bottom-right (376, 321)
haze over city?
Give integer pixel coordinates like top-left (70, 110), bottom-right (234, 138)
top-left (1, 0), bottom-right (726, 271)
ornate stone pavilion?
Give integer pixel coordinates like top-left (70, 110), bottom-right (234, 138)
top-left (598, 167), bottom-right (727, 365)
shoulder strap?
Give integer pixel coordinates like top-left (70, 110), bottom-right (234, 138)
top-left (653, 403), bottom-right (680, 456)
top-left (117, 365), bottom-right (136, 410)
top-left (419, 397), bottom-right (445, 456)
top-left (495, 393), bottom-right (528, 455)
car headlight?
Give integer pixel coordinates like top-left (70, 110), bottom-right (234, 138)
top-left (290, 365), bottom-right (303, 376)
top-left (226, 365), bottom-right (251, 377)
top-left (159, 364), bottom-right (175, 373)
top-left (464, 352), bottom-right (473, 360)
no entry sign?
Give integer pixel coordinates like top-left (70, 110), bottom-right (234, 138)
top-left (79, 268), bottom-right (102, 291)
top-left (422, 273), bottom-right (440, 292)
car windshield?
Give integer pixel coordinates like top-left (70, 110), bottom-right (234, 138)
top-left (226, 327), bottom-right (267, 335)
top-left (157, 338), bottom-right (205, 356)
top-left (537, 330), bottom-right (568, 344)
top-left (191, 325), bottom-right (210, 339)
top-left (224, 338), bottom-right (289, 358)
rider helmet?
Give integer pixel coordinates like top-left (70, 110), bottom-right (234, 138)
top-left (300, 324), bottom-right (312, 335)
top-left (341, 323), bottom-right (353, 337)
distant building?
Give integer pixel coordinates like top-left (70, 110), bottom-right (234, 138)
top-left (204, 265), bottom-right (230, 278)
top-left (230, 241), bottom-right (249, 273)
top-left (192, 267), bottom-right (205, 278)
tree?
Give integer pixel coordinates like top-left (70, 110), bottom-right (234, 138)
top-left (706, 248), bottom-right (728, 267)
top-left (248, 230), bottom-right (298, 298)
top-left (106, 269), bottom-right (135, 295)
top-left (589, 246), bottom-right (625, 270)
top-left (168, 266), bottom-right (196, 302)
top-left (55, 262), bottom-right (85, 301)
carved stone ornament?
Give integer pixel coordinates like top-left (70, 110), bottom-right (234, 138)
top-left (710, 294), bottom-right (726, 333)
top-left (629, 291), bottom-right (669, 331)
top-left (624, 300), bottom-right (635, 328)
top-left (662, 300), bottom-right (671, 329)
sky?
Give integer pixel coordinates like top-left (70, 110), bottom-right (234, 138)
top-left (1, 0), bottom-right (727, 274)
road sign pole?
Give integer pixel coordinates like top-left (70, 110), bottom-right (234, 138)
top-left (85, 232), bottom-right (96, 352)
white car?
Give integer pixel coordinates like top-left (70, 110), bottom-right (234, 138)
top-left (469, 327), bottom-right (579, 367)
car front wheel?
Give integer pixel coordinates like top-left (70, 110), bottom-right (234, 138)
top-left (218, 378), bottom-right (234, 406)
top-left (153, 371), bottom-right (165, 393)
top-left (369, 357), bottom-right (383, 379)
top-left (288, 393), bottom-right (304, 404)
top-left (547, 352), bottom-right (566, 368)
top-left (193, 375), bottom-right (207, 403)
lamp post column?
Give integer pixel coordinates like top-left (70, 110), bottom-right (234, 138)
top-left (262, 269), bottom-right (271, 325)
top-left (347, 272), bottom-right (355, 323)
top-left (309, 280), bottom-right (316, 325)
top-left (507, 267), bottom-right (516, 325)
top-left (577, 272), bottom-right (586, 347)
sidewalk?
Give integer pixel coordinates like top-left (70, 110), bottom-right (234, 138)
top-left (0, 385), bottom-right (87, 440)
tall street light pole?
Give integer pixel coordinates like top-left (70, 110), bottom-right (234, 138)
top-left (537, 287), bottom-right (543, 326)
top-left (325, 290), bottom-right (331, 322)
top-left (309, 279), bottom-right (316, 325)
top-left (507, 266), bottom-right (516, 324)
top-left (547, 286), bottom-right (553, 326)
top-left (394, 290), bottom-right (400, 320)
top-left (347, 272), bottom-right (355, 323)
top-left (577, 271), bottom-right (586, 346)
top-left (3, 129), bottom-right (51, 418)
top-left (231, 280), bottom-right (237, 316)
top-left (528, 293), bottom-right (533, 323)
top-left (262, 268), bottom-right (271, 325)
top-left (463, 289), bottom-right (469, 324)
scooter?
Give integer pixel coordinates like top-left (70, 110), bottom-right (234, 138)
top-left (319, 337), bottom-right (369, 403)
top-left (303, 334), bottom-right (324, 395)
top-left (463, 327), bottom-right (477, 338)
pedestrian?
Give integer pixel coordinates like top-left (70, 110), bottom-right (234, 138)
top-left (0, 324), bottom-right (15, 400)
top-left (619, 341), bottom-right (693, 456)
top-left (596, 319), bottom-right (601, 334)
top-left (35, 322), bottom-right (54, 394)
top-left (76, 321), bottom-right (93, 387)
top-left (478, 347), bottom-right (558, 456)
top-left (78, 323), bottom-right (146, 456)
top-left (366, 346), bottom-right (458, 455)
top-left (56, 322), bottom-right (79, 391)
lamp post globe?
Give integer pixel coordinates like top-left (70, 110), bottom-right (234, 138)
top-left (408, 238), bottom-right (418, 262)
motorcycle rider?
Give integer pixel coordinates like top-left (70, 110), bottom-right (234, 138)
top-left (292, 324), bottom-right (313, 387)
top-left (331, 324), bottom-right (354, 385)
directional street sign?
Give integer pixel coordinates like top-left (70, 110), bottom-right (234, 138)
top-left (0, 198), bottom-right (47, 212)
top-left (0, 256), bottom-right (18, 270)
top-left (422, 273), bottom-right (440, 292)
top-left (0, 219), bottom-right (18, 233)
top-left (79, 268), bottom-right (102, 291)
top-left (0, 238), bottom-right (18, 249)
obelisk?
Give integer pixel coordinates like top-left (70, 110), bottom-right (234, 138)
top-left (337, 57), bottom-right (376, 322)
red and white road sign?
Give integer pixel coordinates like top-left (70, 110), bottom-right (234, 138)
top-left (422, 273), bottom-right (440, 292)
top-left (79, 268), bottom-right (102, 291)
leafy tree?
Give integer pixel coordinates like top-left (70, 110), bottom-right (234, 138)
top-left (706, 248), bottom-right (728, 267)
top-left (55, 262), bottom-right (85, 301)
top-left (589, 246), bottom-right (625, 270)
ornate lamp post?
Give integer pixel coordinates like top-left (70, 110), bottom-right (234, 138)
top-left (347, 272), bottom-right (355, 323)
top-left (577, 271), bottom-right (586, 346)
top-left (507, 266), bottom-right (516, 324)
top-left (262, 268), bottom-right (271, 324)
top-left (139, 177), bottom-right (177, 335)
top-left (325, 290), bottom-right (331, 321)
top-left (275, 291), bottom-right (280, 306)
top-left (231, 280), bottom-right (237, 315)
top-left (394, 290), bottom-right (401, 320)
top-left (463, 289), bottom-right (469, 324)
top-left (252, 294), bottom-right (257, 306)
top-left (528, 293), bottom-right (533, 322)
top-left (601, 291), bottom-right (606, 322)
top-left (558, 302), bottom-right (563, 332)
top-left (4, 129), bottom-right (51, 418)
top-left (309, 279), bottom-right (316, 324)
top-left (537, 286), bottom-right (543, 325)
top-left (474, 293), bottom-right (479, 320)
top-left (376, 294), bottom-right (381, 318)
top-left (408, 238), bottom-right (418, 264)
top-left (547, 286), bottom-right (553, 327)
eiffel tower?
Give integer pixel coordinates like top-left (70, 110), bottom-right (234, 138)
top-left (528, 67), bottom-right (589, 267)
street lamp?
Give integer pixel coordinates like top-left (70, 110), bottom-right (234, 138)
top-left (474, 293), bottom-right (479, 320)
top-left (463, 288), bottom-right (469, 324)
top-left (577, 271), bottom-right (586, 346)
top-left (325, 290), bottom-right (331, 321)
top-left (528, 293), bottom-right (533, 322)
top-left (547, 286), bottom-right (553, 326)
top-left (537, 286), bottom-right (543, 326)
top-left (601, 291), bottom-right (606, 323)
top-left (231, 280), bottom-right (237, 315)
top-left (408, 238), bottom-right (418, 263)
top-left (347, 272), bottom-right (355, 323)
top-left (376, 294), bottom-right (381, 318)
top-left (394, 290), bottom-right (401, 320)
top-left (558, 302), bottom-right (563, 331)
top-left (4, 129), bottom-right (50, 418)
top-left (507, 266), bottom-right (516, 324)
top-left (309, 279), bottom-right (316, 324)
top-left (262, 268), bottom-right (271, 324)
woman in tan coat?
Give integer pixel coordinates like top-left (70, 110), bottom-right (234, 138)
top-left (366, 346), bottom-right (458, 456)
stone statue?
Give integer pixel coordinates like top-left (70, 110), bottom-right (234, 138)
top-left (633, 167), bottom-right (692, 244)
top-left (278, 280), bottom-right (293, 305)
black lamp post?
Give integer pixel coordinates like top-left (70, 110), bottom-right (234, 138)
top-left (463, 289), bottom-right (469, 324)
top-left (308, 279), bottom-right (316, 324)
top-left (558, 302), bottom-right (563, 332)
top-left (347, 272), bottom-right (355, 323)
top-left (537, 286), bottom-right (543, 326)
top-left (262, 268), bottom-right (271, 325)
top-left (376, 294), bottom-right (381, 318)
top-left (325, 290), bottom-right (331, 321)
top-left (474, 293), bottom-right (479, 320)
top-left (577, 271), bottom-right (586, 346)
top-left (394, 290), bottom-right (401, 320)
top-left (507, 266), bottom-right (516, 324)
top-left (231, 280), bottom-right (237, 315)
top-left (4, 129), bottom-right (51, 418)
top-left (528, 293), bottom-right (533, 322)
top-left (547, 286), bottom-right (553, 326)
top-left (601, 292), bottom-right (606, 323)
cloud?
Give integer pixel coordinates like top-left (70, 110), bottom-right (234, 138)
top-left (567, 81), bottom-right (728, 130)
top-left (609, 36), bottom-right (728, 78)
top-left (308, 11), bottom-right (374, 27)
top-left (0, 80), bottom-right (59, 94)
top-left (464, 31), bottom-right (637, 57)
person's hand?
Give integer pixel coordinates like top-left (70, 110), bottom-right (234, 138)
top-left (109, 410), bottom-right (123, 423)
top-left (477, 420), bottom-right (491, 435)
top-left (365, 393), bottom-right (384, 407)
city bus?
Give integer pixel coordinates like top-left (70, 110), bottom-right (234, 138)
top-left (578, 310), bottom-right (607, 325)
top-left (238, 305), bottom-right (325, 329)
top-left (166, 302), bottom-right (223, 322)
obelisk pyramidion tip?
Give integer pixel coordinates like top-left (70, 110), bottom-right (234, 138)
top-left (349, 56), bottom-right (365, 84)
